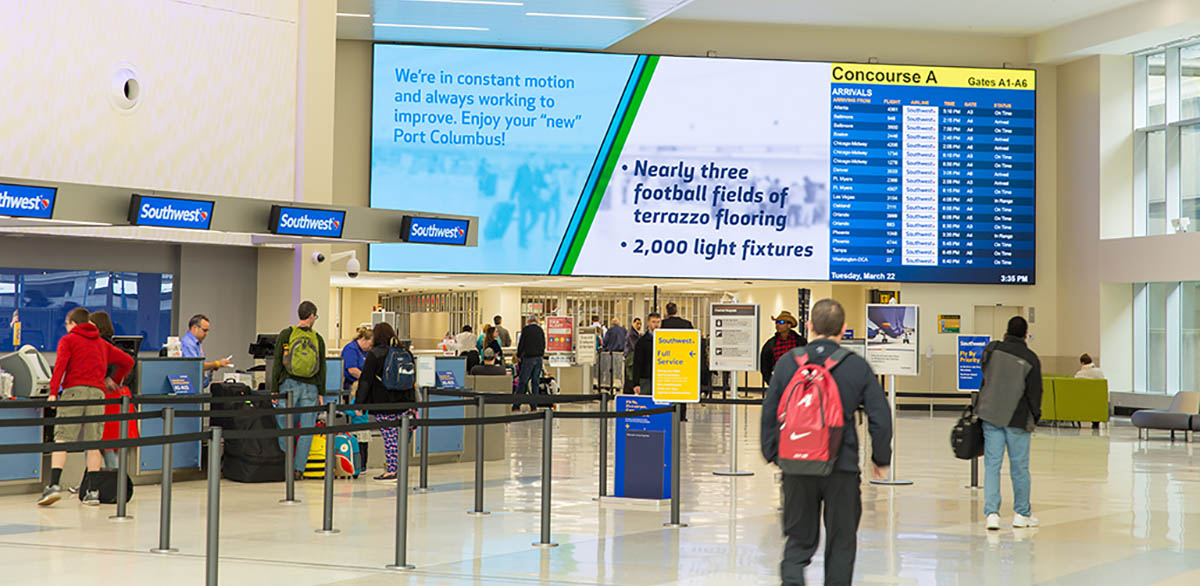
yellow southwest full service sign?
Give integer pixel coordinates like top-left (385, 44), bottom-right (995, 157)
top-left (830, 63), bottom-right (1035, 90)
top-left (653, 329), bottom-right (701, 403)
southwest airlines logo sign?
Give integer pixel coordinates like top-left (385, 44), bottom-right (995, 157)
top-left (0, 184), bottom-right (56, 219)
top-left (272, 206), bottom-right (346, 238)
top-left (130, 195), bottom-right (214, 230)
top-left (406, 216), bottom-right (469, 245)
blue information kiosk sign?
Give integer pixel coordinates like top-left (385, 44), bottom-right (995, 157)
top-left (614, 395), bottom-right (673, 499)
top-left (957, 335), bottom-right (990, 391)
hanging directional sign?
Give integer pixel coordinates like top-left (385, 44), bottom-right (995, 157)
top-left (652, 329), bottom-right (701, 403)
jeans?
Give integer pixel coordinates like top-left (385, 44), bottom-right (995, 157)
top-left (780, 472), bottom-right (862, 586)
top-left (982, 420), bottom-right (1031, 516)
top-left (276, 379), bottom-right (320, 473)
top-left (517, 357), bottom-right (543, 408)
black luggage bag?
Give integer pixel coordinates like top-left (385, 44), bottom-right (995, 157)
top-left (210, 382), bottom-right (286, 482)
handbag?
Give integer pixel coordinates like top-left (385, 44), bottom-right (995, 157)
top-left (950, 406), bottom-right (985, 460)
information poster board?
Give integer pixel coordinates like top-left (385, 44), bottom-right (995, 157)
top-left (416, 355), bottom-right (436, 388)
top-left (614, 395), bottom-right (673, 500)
top-left (938, 314), bottom-right (961, 334)
top-left (546, 316), bottom-right (574, 353)
top-left (576, 325), bottom-right (597, 364)
top-left (652, 329), bottom-right (701, 403)
top-left (709, 303), bottom-right (759, 372)
top-left (957, 335), bottom-right (990, 391)
top-left (865, 304), bottom-right (920, 376)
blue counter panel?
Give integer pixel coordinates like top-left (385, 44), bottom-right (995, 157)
top-left (0, 406), bottom-right (42, 482)
top-left (137, 358), bottom-right (204, 471)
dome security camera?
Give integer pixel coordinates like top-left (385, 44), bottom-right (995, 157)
top-left (346, 257), bottom-right (360, 278)
top-left (311, 252), bottom-right (326, 265)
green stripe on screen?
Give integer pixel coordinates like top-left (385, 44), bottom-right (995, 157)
top-left (560, 55), bottom-right (660, 275)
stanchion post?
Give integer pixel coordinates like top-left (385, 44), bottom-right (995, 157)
top-left (871, 375), bottom-right (913, 486)
top-left (151, 407), bottom-right (178, 553)
top-left (533, 408), bottom-right (558, 547)
top-left (110, 394), bottom-right (133, 520)
top-left (966, 390), bottom-right (981, 490)
top-left (415, 388), bottom-right (431, 493)
top-left (468, 395), bottom-right (489, 516)
top-left (280, 389), bottom-right (300, 504)
top-left (665, 403), bottom-right (688, 528)
top-left (386, 414), bottom-right (415, 571)
top-left (206, 426), bottom-right (222, 586)
top-left (714, 373), bottom-right (753, 477)
top-left (316, 401), bottom-right (339, 535)
top-left (599, 391), bottom-right (609, 498)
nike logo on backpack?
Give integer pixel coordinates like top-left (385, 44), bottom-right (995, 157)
top-left (789, 431), bottom-right (812, 441)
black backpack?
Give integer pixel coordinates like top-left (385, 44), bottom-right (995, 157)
top-left (78, 470), bottom-right (133, 504)
top-left (950, 405), bottom-right (985, 460)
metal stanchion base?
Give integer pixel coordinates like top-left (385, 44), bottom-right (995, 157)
top-left (411, 487), bottom-right (431, 494)
top-left (466, 510), bottom-right (491, 516)
top-left (870, 479), bottom-right (914, 486)
top-left (108, 515), bottom-right (134, 522)
top-left (150, 548), bottom-right (179, 554)
top-left (964, 485), bottom-right (982, 490)
top-left (532, 542), bottom-right (559, 548)
top-left (279, 499), bottom-right (303, 505)
top-left (385, 564), bottom-right (416, 571)
top-left (663, 522), bottom-right (689, 528)
top-left (713, 470), bottom-right (754, 477)
top-left (314, 529), bottom-right (341, 535)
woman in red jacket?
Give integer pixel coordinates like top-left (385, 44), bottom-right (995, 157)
top-left (90, 312), bottom-right (139, 469)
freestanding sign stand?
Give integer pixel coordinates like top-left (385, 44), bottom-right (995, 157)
top-left (709, 303), bottom-right (759, 477)
top-left (864, 304), bottom-right (919, 487)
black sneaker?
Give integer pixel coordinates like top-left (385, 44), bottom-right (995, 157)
top-left (37, 485), bottom-right (62, 507)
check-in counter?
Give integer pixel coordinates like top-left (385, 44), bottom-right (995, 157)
top-left (0, 402), bottom-right (45, 494)
top-left (462, 374), bottom-right (510, 463)
top-left (412, 356), bottom-right (465, 461)
top-left (136, 357), bottom-right (205, 478)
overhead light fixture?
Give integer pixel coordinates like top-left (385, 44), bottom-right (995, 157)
top-left (405, 0), bottom-right (522, 5)
top-left (336, 12), bottom-right (372, 18)
top-left (526, 11), bottom-right (646, 21)
top-left (374, 22), bottom-right (489, 31)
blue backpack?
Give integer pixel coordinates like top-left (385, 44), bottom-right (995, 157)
top-left (382, 346), bottom-right (415, 391)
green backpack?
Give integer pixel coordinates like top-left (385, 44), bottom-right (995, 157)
top-left (284, 327), bottom-right (320, 378)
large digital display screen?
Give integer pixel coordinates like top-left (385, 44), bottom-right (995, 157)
top-left (370, 45), bottom-right (1036, 284)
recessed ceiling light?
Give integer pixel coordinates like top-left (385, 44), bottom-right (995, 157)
top-left (525, 11), bottom-right (646, 21)
top-left (374, 23), bottom-right (489, 31)
top-left (406, 0), bottom-right (522, 5)
top-left (336, 12), bottom-right (372, 18)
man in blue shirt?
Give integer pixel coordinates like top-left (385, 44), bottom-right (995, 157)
top-left (181, 314), bottom-right (231, 388)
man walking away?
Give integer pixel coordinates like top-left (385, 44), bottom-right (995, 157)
top-left (515, 315), bottom-right (545, 411)
top-left (661, 302), bottom-right (694, 329)
top-left (761, 299), bottom-right (892, 586)
top-left (623, 318), bottom-right (642, 394)
top-left (603, 318), bottom-right (627, 352)
top-left (976, 315), bottom-right (1042, 530)
top-left (760, 310), bottom-right (806, 386)
top-left (631, 313), bottom-right (662, 395)
top-left (40, 307), bottom-right (135, 506)
top-left (271, 301), bottom-right (327, 481)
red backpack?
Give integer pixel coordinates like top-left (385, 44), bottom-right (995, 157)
top-left (776, 347), bottom-right (850, 476)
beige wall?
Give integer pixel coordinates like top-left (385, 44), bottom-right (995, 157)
top-left (0, 1), bottom-right (297, 199)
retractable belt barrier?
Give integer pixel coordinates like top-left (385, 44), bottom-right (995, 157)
top-left (698, 398), bottom-right (762, 406)
top-left (0, 409), bottom-right (164, 427)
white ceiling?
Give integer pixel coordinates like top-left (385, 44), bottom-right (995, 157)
top-left (666, 0), bottom-right (1149, 35)
top-left (330, 271), bottom-right (798, 293)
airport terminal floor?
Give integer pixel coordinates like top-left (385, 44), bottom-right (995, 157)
top-left (1, 404), bottom-right (1196, 585)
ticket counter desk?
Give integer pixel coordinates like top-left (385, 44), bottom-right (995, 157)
top-left (0, 402), bottom-right (46, 495)
top-left (135, 357), bottom-right (205, 481)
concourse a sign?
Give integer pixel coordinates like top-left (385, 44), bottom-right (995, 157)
top-left (652, 329), bottom-right (701, 403)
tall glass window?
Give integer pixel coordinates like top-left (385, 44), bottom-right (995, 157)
top-left (1138, 42), bottom-right (1200, 233)
top-left (1148, 129), bottom-right (1168, 234)
top-left (1182, 45), bottom-right (1200, 121)
top-left (1148, 52), bottom-right (1166, 126)
top-left (1182, 282), bottom-right (1200, 393)
top-left (1148, 282), bottom-right (1169, 393)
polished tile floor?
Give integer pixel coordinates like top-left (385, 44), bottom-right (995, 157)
top-left (1, 404), bottom-right (1198, 585)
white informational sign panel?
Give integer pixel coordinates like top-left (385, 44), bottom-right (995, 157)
top-left (416, 355), bottom-right (437, 388)
top-left (864, 304), bottom-right (920, 376)
top-left (709, 303), bottom-right (759, 372)
top-left (575, 326), bottom-right (597, 364)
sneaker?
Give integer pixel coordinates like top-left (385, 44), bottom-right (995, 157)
top-left (373, 472), bottom-right (397, 482)
top-left (985, 513), bottom-right (1000, 530)
top-left (1012, 514), bottom-right (1039, 528)
top-left (37, 485), bottom-right (62, 507)
top-left (82, 490), bottom-right (101, 506)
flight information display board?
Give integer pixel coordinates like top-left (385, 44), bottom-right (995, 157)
top-left (369, 45), bottom-right (1036, 284)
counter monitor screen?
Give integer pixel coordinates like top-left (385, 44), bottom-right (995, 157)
top-left (269, 205), bottom-right (346, 238)
top-left (129, 194), bottom-right (215, 230)
top-left (0, 183), bottom-right (57, 220)
top-left (400, 216), bottom-right (469, 245)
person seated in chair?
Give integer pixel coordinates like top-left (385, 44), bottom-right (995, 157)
top-left (471, 348), bottom-right (507, 376)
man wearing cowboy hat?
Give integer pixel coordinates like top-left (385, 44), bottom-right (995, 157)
top-left (760, 310), bottom-right (807, 385)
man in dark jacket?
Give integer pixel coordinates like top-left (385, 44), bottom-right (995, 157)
top-left (602, 318), bottom-right (627, 352)
top-left (515, 315), bottom-right (546, 410)
top-left (761, 299), bottom-right (891, 586)
top-left (760, 310), bottom-right (807, 385)
top-left (631, 312), bottom-right (662, 394)
top-left (976, 315), bottom-right (1042, 531)
top-left (660, 302), bottom-right (693, 329)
